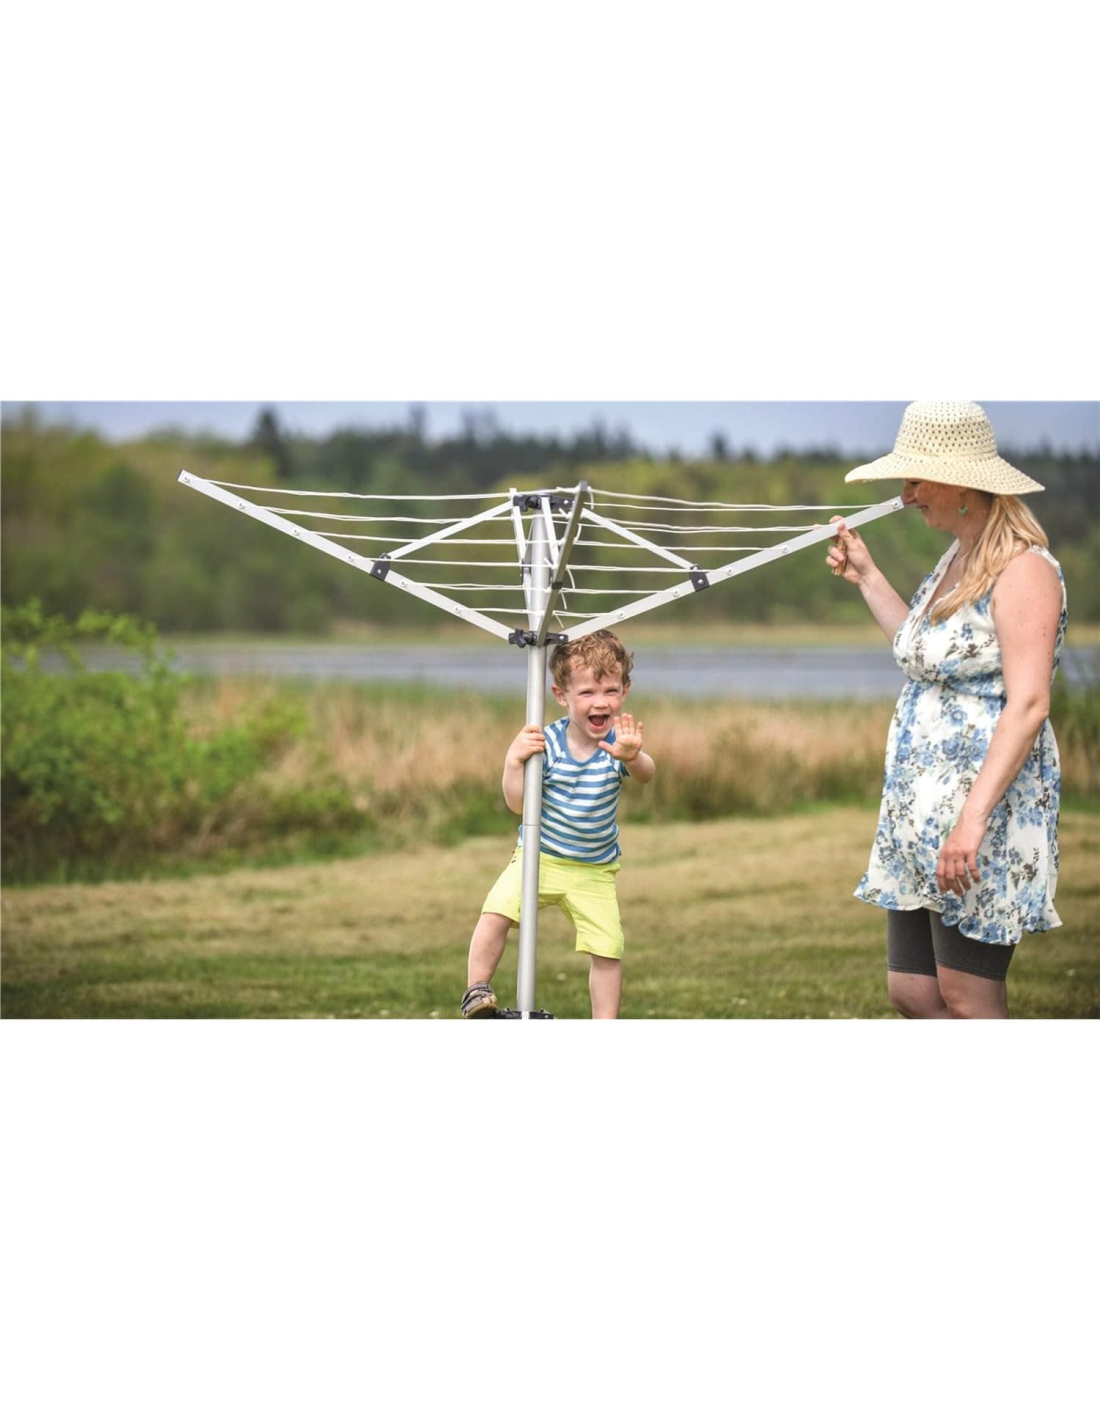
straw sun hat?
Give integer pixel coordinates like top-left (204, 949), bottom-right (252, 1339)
top-left (845, 401), bottom-right (1044, 494)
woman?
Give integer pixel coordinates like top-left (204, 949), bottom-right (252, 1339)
top-left (828, 401), bottom-right (1066, 1019)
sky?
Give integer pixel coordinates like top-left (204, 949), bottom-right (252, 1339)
top-left (11, 400), bottom-right (1099, 457)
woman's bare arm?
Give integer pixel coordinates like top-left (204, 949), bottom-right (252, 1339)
top-left (935, 551), bottom-right (1062, 896)
top-left (825, 518), bottom-right (910, 643)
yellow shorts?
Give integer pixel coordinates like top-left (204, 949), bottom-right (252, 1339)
top-left (481, 848), bottom-right (624, 960)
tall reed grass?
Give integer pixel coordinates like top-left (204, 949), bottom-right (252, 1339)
top-left (223, 682), bottom-right (896, 825)
top-left (179, 676), bottom-right (1098, 853)
top-left (4, 597), bottom-right (1095, 883)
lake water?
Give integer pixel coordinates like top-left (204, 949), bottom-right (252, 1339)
top-left (70, 643), bottom-right (1100, 702)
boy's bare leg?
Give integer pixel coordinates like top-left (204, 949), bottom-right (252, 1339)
top-left (467, 912), bottom-right (514, 988)
top-left (588, 955), bottom-right (622, 1019)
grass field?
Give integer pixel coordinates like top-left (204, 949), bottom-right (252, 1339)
top-left (3, 807), bottom-right (1096, 1019)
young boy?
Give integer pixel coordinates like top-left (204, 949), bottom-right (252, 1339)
top-left (461, 630), bottom-right (655, 1020)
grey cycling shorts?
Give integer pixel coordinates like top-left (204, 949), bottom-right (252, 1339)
top-left (886, 908), bottom-right (1015, 983)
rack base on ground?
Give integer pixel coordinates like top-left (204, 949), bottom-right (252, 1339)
top-left (488, 1009), bottom-right (555, 1020)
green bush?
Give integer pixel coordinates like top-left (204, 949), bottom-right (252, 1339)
top-left (0, 602), bottom-right (359, 882)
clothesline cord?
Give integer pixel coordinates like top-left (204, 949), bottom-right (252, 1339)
top-left (363, 558), bottom-right (761, 571)
top-left (421, 583), bottom-right (688, 595)
top-left (211, 481), bottom-right (510, 500)
top-left (471, 605), bottom-right (593, 616)
top-left (208, 478), bottom-right (866, 515)
top-left (264, 506), bottom-right (827, 534)
top-left (577, 486), bottom-right (867, 511)
top-left (326, 533), bottom-right (773, 552)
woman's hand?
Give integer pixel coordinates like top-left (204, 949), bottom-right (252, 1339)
top-left (937, 813), bottom-right (984, 897)
top-left (825, 517), bottom-right (877, 585)
top-left (821, 512), bottom-right (908, 644)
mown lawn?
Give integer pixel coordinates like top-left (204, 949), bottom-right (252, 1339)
top-left (2, 808), bottom-right (1097, 1019)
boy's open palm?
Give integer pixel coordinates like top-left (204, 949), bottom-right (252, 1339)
top-left (599, 713), bottom-right (644, 761)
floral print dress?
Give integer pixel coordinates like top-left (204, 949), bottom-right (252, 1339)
top-left (856, 544), bottom-right (1066, 945)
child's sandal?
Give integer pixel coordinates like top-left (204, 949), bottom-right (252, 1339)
top-left (461, 983), bottom-right (499, 1018)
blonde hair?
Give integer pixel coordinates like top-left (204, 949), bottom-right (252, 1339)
top-left (549, 630), bottom-right (633, 688)
top-left (933, 494), bottom-right (1049, 623)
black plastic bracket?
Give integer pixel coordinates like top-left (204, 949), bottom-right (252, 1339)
top-left (509, 630), bottom-right (568, 647)
top-left (689, 565), bottom-right (710, 591)
top-left (512, 493), bottom-right (574, 514)
top-left (370, 555), bottom-right (391, 581)
top-left (492, 1009), bottom-right (556, 1019)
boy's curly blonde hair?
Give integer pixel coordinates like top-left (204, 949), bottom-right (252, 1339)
top-left (549, 631), bottom-right (633, 689)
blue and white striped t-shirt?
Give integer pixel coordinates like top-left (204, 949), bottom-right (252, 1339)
top-left (517, 716), bottom-right (629, 864)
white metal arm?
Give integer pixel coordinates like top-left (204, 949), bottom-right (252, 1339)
top-left (565, 496), bottom-right (903, 639)
top-left (177, 470), bottom-right (517, 642)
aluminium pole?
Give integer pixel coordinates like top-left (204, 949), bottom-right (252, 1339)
top-left (516, 503), bottom-right (549, 1017)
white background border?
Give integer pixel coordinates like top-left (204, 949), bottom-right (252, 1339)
top-left (3, 3), bottom-right (1096, 1418)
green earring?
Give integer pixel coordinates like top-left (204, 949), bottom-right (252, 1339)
top-left (957, 503), bottom-right (969, 516)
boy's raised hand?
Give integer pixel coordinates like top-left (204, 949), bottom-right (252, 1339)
top-left (506, 723), bottom-right (546, 766)
top-left (599, 713), bottom-right (644, 761)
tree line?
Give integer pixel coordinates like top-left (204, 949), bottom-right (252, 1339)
top-left (3, 406), bottom-right (1097, 632)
